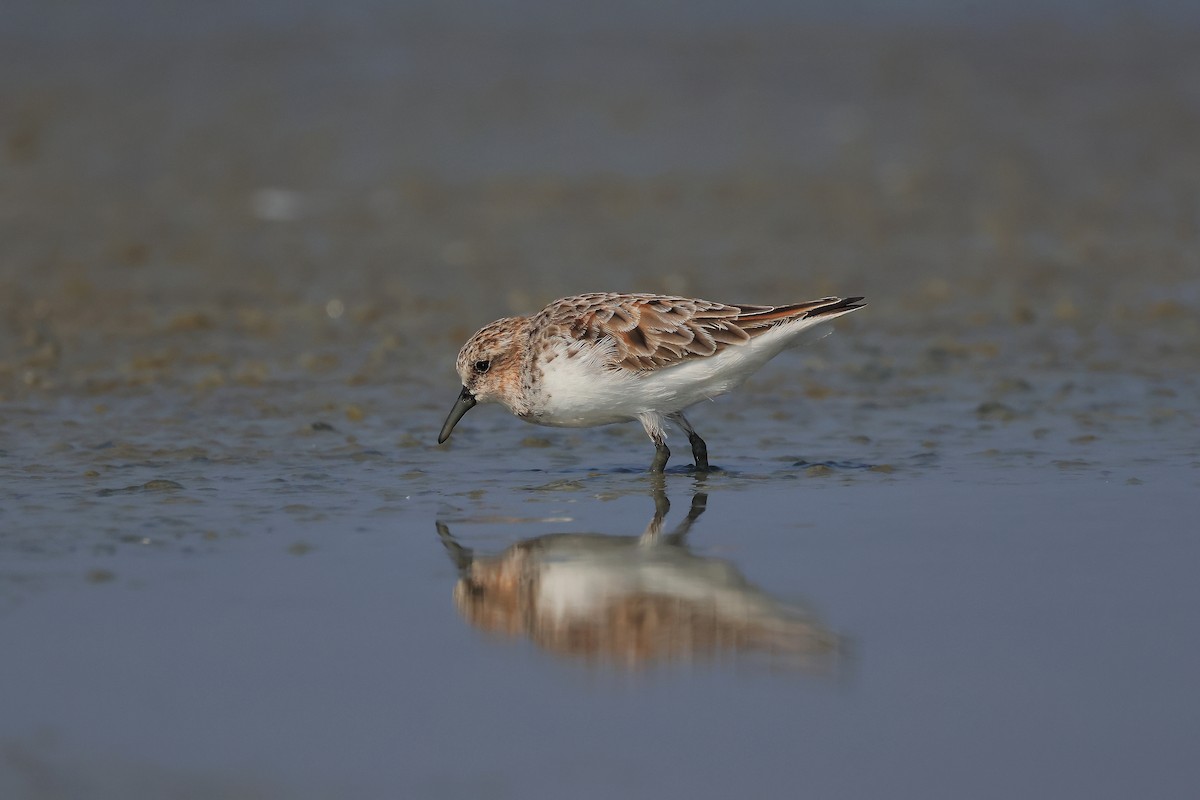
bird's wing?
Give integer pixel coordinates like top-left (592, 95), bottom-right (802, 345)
top-left (537, 293), bottom-right (864, 372)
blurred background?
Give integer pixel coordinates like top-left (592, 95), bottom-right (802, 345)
top-left (4, 0), bottom-right (1198, 397)
top-left (2, 2), bottom-right (1199, 798)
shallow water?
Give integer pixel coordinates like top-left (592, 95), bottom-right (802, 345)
top-left (3, 2), bottom-right (1200, 798)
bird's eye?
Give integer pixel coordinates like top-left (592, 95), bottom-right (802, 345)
top-left (473, 360), bottom-right (491, 374)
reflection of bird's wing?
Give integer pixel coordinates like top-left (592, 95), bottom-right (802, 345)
top-left (535, 293), bottom-right (865, 372)
top-left (532, 552), bottom-right (839, 662)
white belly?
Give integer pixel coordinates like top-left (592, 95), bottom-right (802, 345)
top-left (529, 323), bottom-right (810, 427)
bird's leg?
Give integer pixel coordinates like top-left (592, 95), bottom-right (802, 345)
top-left (649, 434), bottom-right (670, 473)
top-left (638, 413), bottom-right (671, 473)
top-left (668, 412), bottom-right (710, 472)
top-left (687, 432), bottom-right (709, 472)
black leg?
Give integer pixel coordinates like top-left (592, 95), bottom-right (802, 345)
top-left (686, 430), bottom-right (709, 472)
top-left (668, 412), bottom-right (710, 472)
top-left (649, 434), bottom-right (670, 473)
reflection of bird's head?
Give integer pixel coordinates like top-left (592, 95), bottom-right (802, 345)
top-left (452, 548), bottom-right (534, 638)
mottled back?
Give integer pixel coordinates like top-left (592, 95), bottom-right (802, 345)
top-left (531, 292), bottom-right (864, 371)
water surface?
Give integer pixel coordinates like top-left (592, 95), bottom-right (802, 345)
top-left (2, 2), bottom-right (1199, 798)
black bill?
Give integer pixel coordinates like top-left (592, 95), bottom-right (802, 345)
top-left (437, 386), bottom-right (477, 444)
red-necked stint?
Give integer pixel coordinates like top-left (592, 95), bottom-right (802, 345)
top-left (438, 292), bottom-right (865, 472)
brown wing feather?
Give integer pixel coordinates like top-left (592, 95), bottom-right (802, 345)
top-left (535, 293), bottom-right (864, 373)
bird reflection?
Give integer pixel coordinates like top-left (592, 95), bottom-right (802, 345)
top-left (436, 490), bottom-right (841, 672)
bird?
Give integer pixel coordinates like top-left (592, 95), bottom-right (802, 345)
top-left (437, 292), bottom-right (864, 472)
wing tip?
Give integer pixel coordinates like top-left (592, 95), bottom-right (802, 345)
top-left (806, 296), bottom-right (866, 318)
